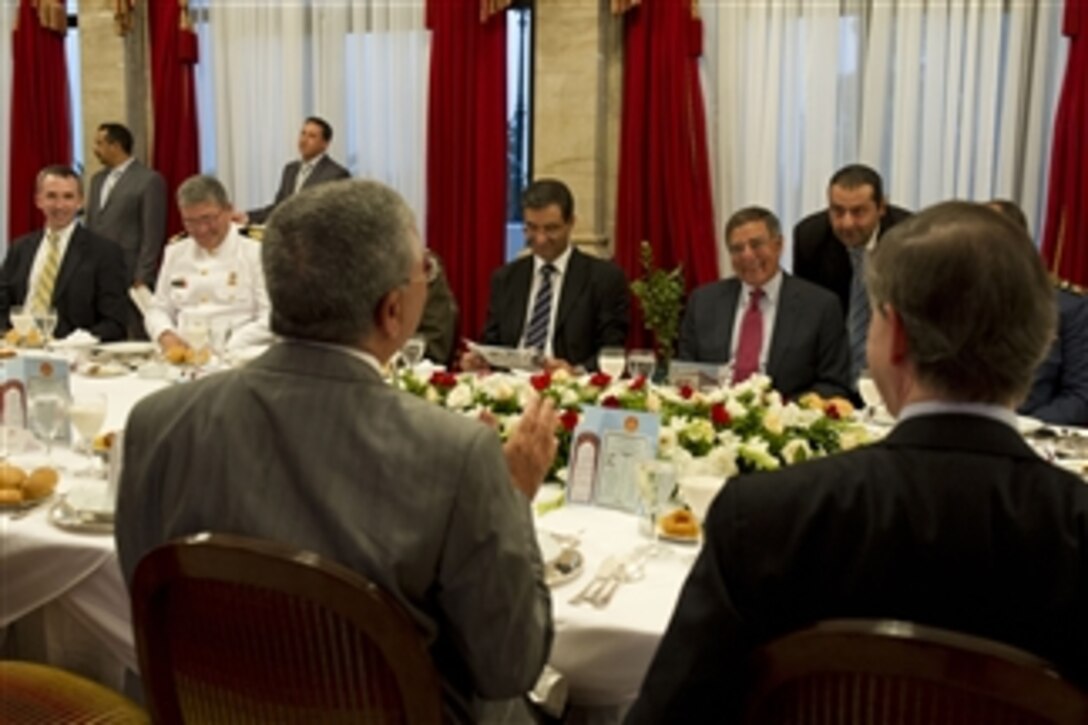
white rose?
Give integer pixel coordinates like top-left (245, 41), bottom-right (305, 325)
top-left (781, 438), bottom-right (813, 464)
top-left (446, 383), bottom-right (475, 410)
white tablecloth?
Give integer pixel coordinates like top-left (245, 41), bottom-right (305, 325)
top-left (1, 369), bottom-right (690, 714)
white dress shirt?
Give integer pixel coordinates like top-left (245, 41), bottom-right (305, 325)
top-left (145, 224), bottom-right (271, 350)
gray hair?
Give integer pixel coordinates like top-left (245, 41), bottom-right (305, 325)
top-left (176, 174), bottom-right (231, 209)
top-left (724, 206), bottom-right (781, 240)
top-left (865, 201), bottom-right (1055, 404)
top-left (262, 178), bottom-right (417, 344)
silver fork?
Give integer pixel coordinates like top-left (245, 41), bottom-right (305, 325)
top-left (569, 556), bottom-right (623, 607)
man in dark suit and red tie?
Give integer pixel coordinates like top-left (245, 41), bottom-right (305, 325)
top-left (0, 165), bottom-right (128, 342)
top-left (677, 206), bottom-right (852, 401)
top-left (241, 116), bottom-right (351, 224)
top-left (462, 178), bottom-right (629, 372)
top-left (628, 202), bottom-right (1088, 723)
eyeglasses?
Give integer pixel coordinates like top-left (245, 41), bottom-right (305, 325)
top-left (181, 212), bottom-right (224, 229)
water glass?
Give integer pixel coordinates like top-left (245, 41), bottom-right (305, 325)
top-left (627, 349), bottom-right (656, 381)
top-left (70, 392), bottom-right (107, 476)
top-left (10, 306), bottom-right (36, 337)
top-left (28, 388), bottom-right (70, 464)
top-left (34, 308), bottom-right (58, 344)
top-left (597, 347), bottom-right (627, 379)
top-left (401, 336), bottom-right (427, 368)
top-left (636, 459), bottom-right (676, 550)
top-left (209, 318), bottom-right (234, 363)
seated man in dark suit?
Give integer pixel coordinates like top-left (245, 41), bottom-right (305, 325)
top-left (416, 249), bottom-right (459, 365)
top-left (628, 202), bottom-right (1088, 723)
top-left (677, 206), bottom-right (852, 400)
top-left (793, 164), bottom-right (912, 383)
top-left (241, 116), bottom-right (351, 224)
top-left (987, 199), bottom-right (1088, 426)
top-left (117, 179), bottom-right (557, 724)
top-left (462, 178), bottom-right (629, 372)
top-left (0, 165), bottom-right (127, 342)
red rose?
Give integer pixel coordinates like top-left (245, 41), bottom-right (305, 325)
top-left (602, 395), bottom-right (621, 409)
top-left (824, 403), bottom-right (842, 420)
top-left (589, 372), bottom-right (612, 387)
top-left (710, 403), bottom-right (731, 427)
top-left (530, 372), bottom-right (552, 391)
top-left (679, 384), bottom-right (694, 400)
top-left (629, 375), bottom-right (646, 391)
top-left (430, 371), bottom-right (458, 388)
top-left (559, 409), bottom-right (579, 432)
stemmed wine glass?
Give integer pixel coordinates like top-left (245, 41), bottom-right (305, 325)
top-left (401, 336), bottom-right (426, 369)
top-left (28, 382), bottom-right (70, 469)
top-left (69, 392), bottom-right (107, 477)
top-left (33, 308), bottom-right (58, 346)
top-left (597, 347), bottom-right (627, 379)
top-left (627, 349), bottom-right (656, 381)
top-left (636, 459), bottom-right (676, 556)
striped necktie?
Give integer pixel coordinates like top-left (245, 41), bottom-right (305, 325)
top-left (32, 231), bottom-right (61, 315)
top-left (523, 264), bottom-right (557, 352)
top-left (846, 245), bottom-right (870, 381)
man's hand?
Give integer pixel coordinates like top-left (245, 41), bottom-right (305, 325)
top-left (158, 331), bottom-right (190, 363)
top-left (541, 357), bottom-right (575, 375)
top-left (504, 395), bottom-right (558, 500)
top-left (460, 350), bottom-right (491, 372)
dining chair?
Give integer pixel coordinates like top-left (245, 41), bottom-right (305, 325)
top-left (131, 532), bottom-right (442, 725)
top-left (743, 619), bottom-right (1088, 724)
top-left (0, 660), bottom-right (149, 723)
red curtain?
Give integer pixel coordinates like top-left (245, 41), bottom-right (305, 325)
top-left (7, 0), bottom-right (71, 239)
top-left (614, 1), bottom-right (718, 345)
top-left (425, 0), bottom-right (507, 345)
top-left (148, 1), bottom-right (200, 238)
top-left (1041, 0), bottom-right (1087, 288)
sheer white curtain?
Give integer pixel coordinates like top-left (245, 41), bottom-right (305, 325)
top-left (193, 0), bottom-right (428, 224)
top-left (702, 1), bottom-right (1065, 273)
top-left (0, 0), bottom-right (15, 248)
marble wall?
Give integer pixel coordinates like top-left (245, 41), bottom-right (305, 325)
top-left (532, 0), bottom-right (622, 258)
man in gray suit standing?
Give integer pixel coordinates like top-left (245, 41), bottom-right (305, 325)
top-left (116, 179), bottom-right (557, 724)
top-left (678, 206), bottom-right (852, 400)
top-left (242, 116), bottom-right (351, 224)
top-left (84, 122), bottom-right (167, 337)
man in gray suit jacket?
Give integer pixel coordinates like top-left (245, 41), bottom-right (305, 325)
top-left (677, 206), bottom-right (852, 401)
top-left (243, 116), bottom-right (351, 224)
top-left (84, 122), bottom-right (167, 337)
top-left (116, 179), bottom-right (557, 724)
top-left (630, 203), bottom-right (1088, 723)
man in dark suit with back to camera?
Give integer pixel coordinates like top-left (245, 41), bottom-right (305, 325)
top-left (116, 178), bottom-right (557, 724)
top-left (628, 202), bottom-right (1088, 723)
top-left (462, 178), bottom-right (629, 372)
top-left (793, 164), bottom-right (911, 382)
top-left (242, 116), bottom-right (351, 224)
top-left (84, 122), bottom-right (167, 338)
top-left (677, 206), bottom-right (852, 401)
top-left (0, 165), bottom-right (127, 342)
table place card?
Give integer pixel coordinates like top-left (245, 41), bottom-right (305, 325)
top-left (567, 406), bottom-right (660, 513)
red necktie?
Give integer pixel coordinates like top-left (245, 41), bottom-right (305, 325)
top-left (732, 287), bottom-right (763, 383)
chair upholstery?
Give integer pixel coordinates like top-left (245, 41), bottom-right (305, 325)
top-left (131, 533), bottom-right (442, 725)
top-left (743, 619), bottom-right (1088, 725)
top-left (0, 660), bottom-right (149, 724)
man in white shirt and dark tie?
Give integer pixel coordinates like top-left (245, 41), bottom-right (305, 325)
top-left (462, 178), bottom-right (629, 372)
top-left (677, 206), bottom-right (851, 400)
top-left (241, 116), bottom-right (351, 225)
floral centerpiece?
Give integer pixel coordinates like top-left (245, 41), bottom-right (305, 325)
top-left (396, 369), bottom-right (870, 483)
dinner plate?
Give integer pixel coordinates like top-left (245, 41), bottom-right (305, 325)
top-left (94, 341), bottom-right (158, 357)
top-left (537, 532), bottom-right (584, 588)
top-left (48, 498), bottom-right (113, 534)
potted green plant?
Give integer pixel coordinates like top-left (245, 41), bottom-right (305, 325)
top-left (629, 241), bottom-right (684, 375)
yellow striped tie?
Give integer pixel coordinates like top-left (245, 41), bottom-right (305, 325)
top-left (32, 231), bottom-right (61, 315)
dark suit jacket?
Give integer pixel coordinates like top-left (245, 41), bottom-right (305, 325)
top-left (627, 414), bottom-right (1088, 723)
top-left (676, 274), bottom-right (852, 399)
top-left (481, 248), bottom-right (629, 369)
top-left (792, 204), bottom-right (912, 319)
top-left (1019, 289), bottom-right (1088, 425)
top-left (247, 155), bottom-right (351, 223)
top-left (84, 159), bottom-right (167, 287)
top-left (0, 226), bottom-right (128, 341)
